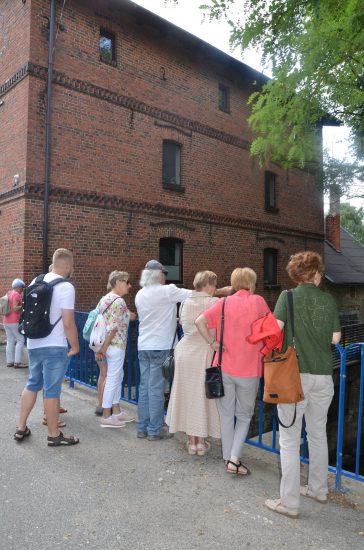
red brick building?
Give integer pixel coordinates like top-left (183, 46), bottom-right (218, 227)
top-left (0, 0), bottom-right (324, 310)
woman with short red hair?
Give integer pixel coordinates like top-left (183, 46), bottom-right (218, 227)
top-left (265, 251), bottom-right (341, 519)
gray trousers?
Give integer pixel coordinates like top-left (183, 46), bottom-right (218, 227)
top-left (217, 373), bottom-right (259, 461)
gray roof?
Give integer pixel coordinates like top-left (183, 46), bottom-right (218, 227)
top-left (325, 227), bottom-right (364, 284)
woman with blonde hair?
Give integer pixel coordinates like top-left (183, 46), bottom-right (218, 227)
top-left (166, 271), bottom-right (221, 455)
top-left (95, 271), bottom-right (136, 428)
top-left (196, 268), bottom-right (270, 474)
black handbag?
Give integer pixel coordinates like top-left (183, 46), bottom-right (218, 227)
top-left (205, 297), bottom-right (226, 399)
top-left (162, 326), bottom-right (178, 383)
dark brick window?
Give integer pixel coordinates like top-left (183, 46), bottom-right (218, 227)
top-left (162, 141), bottom-right (182, 190)
top-left (99, 29), bottom-right (116, 64)
top-left (218, 84), bottom-right (230, 113)
top-left (264, 248), bottom-right (278, 286)
top-left (159, 238), bottom-right (183, 283)
top-left (265, 171), bottom-right (279, 212)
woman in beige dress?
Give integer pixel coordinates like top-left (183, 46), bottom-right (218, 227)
top-left (166, 271), bottom-right (221, 456)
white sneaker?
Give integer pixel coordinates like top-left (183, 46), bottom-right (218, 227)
top-left (100, 416), bottom-right (126, 428)
top-left (113, 411), bottom-right (135, 423)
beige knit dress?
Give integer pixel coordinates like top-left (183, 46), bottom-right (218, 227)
top-left (166, 292), bottom-right (221, 438)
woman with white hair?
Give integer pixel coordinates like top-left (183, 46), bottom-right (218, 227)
top-left (3, 278), bottom-right (27, 368)
top-left (95, 271), bottom-right (136, 428)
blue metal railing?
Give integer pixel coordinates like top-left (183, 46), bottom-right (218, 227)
top-left (68, 312), bottom-right (364, 490)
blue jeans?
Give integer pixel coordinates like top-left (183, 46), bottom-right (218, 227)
top-left (26, 347), bottom-right (69, 398)
top-left (137, 350), bottom-right (169, 435)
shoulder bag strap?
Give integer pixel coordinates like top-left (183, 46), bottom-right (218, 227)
top-left (286, 290), bottom-right (296, 348)
top-left (217, 297), bottom-right (227, 366)
top-left (101, 296), bottom-right (121, 315)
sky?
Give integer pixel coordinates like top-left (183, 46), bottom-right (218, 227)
top-left (133, 0), bottom-right (362, 208)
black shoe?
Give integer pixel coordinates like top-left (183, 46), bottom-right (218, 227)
top-left (137, 431), bottom-right (147, 439)
top-left (147, 427), bottom-right (173, 441)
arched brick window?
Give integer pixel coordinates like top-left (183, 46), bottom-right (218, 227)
top-left (264, 248), bottom-right (278, 286)
top-left (159, 238), bottom-right (183, 283)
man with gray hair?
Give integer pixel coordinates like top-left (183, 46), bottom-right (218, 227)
top-left (135, 260), bottom-right (193, 440)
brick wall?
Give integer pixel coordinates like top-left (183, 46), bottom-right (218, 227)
top-left (0, 0), bottom-right (325, 310)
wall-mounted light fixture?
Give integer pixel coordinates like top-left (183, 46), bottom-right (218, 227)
top-left (13, 174), bottom-right (20, 187)
top-left (0, 99), bottom-right (4, 107)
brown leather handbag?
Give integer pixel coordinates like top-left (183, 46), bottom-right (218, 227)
top-left (263, 290), bottom-right (304, 427)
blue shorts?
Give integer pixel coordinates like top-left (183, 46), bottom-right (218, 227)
top-left (26, 347), bottom-right (69, 398)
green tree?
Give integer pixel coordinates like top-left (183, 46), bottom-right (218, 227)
top-left (194, 0), bottom-right (364, 173)
top-left (340, 202), bottom-right (364, 245)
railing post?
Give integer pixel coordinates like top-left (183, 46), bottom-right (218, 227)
top-left (355, 344), bottom-right (364, 476)
top-left (335, 344), bottom-right (346, 491)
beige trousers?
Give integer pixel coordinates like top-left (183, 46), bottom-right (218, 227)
top-left (278, 373), bottom-right (334, 511)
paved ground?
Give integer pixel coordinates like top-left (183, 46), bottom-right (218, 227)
top-left (1, 343), bottom-right (364, 550)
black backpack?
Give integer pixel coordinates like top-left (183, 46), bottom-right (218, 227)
top-left (19, 275), bottom-right (67, 339)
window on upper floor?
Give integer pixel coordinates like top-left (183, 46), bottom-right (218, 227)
top-left (162, 140), bottom-right (183, 190)
top-left (218, 83), bottom-right (230, 113)
top-left (99, 29), bottom-right (116, 64)
top-left (264, 248), bottom-right (278, 286)
top-left (159, 238), bottom-right (183, 283)
top-left (264, 171), bottom-right (279, 213)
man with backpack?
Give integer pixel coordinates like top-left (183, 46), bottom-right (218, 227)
top-left (14, 248), bottom-right (80, 447)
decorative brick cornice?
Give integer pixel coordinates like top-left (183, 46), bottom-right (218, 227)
top-left (0, 183), bottom-right (324, 241)
top-left (0, 64), bottom-right (29, 96)
top-left (25, 62), bottom-right (251, 151)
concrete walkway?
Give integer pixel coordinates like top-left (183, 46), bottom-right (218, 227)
top-left (1, 345), bottom-right (363, 550)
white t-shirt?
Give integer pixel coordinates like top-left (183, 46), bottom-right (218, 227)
top-left (135, 284), bottom-right (192, 350)
top-left (27, 272), bottom-right (75, 349)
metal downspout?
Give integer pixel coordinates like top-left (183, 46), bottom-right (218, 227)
top-left (42, 0), bottom-right (56, 273)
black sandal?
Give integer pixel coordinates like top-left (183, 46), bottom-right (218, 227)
top-left (226, 460), bottom-right (251, 476)
top-left (14, 426), bottom-right (31, 442)
top-left (47, 431), bottom-right (79, 447)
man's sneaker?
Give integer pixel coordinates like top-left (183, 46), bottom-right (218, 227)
top-left (300, 485), bottom-right (327, 504)
top-left (265, 498), bottom-right (299, 519)
top-left (147, 427), bottom-right (173, 441)
top-left (113, 411), bottom-right (135, 423)
top-left (100, 416), bottom-right (126, 428)
top-left (137, 431), bottom-right (147, 439)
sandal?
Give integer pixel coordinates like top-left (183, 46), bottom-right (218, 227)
top-left (226, 460), bottom-right (250, 476)
top-left (14, 426), bottom-right (31, 442)
top-left (186, 442), bottom-right (197, 455)
top-left (7, 363), bottom-right (14, 368)
top-left (196, 441), bottom-right (211, 456)
top-left (13, 363), bottom-right (28, 368)
top-left (42, 416), bottom-right (66, 428)
top-left (47, 431), bottom-right (79, 447)
top-left (59, 407), bottom-right (68, 414)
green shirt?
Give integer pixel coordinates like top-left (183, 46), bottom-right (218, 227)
top-left (274, 284), bottom-right (341, 375)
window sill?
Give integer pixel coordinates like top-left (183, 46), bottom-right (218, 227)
top-left (264, 284), bottom-right (281, 291)
top-left (100, 57), bottom-right (117, 68)
top-left (162, 183), bottom-right (185, 193)
top-left (218, 107), bottom-right (230, 114)
top-left (265, 207), bottom-right (280, 214)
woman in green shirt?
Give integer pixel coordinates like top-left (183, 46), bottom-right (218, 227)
top-left (265, 251), bottom-right (341, 519)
